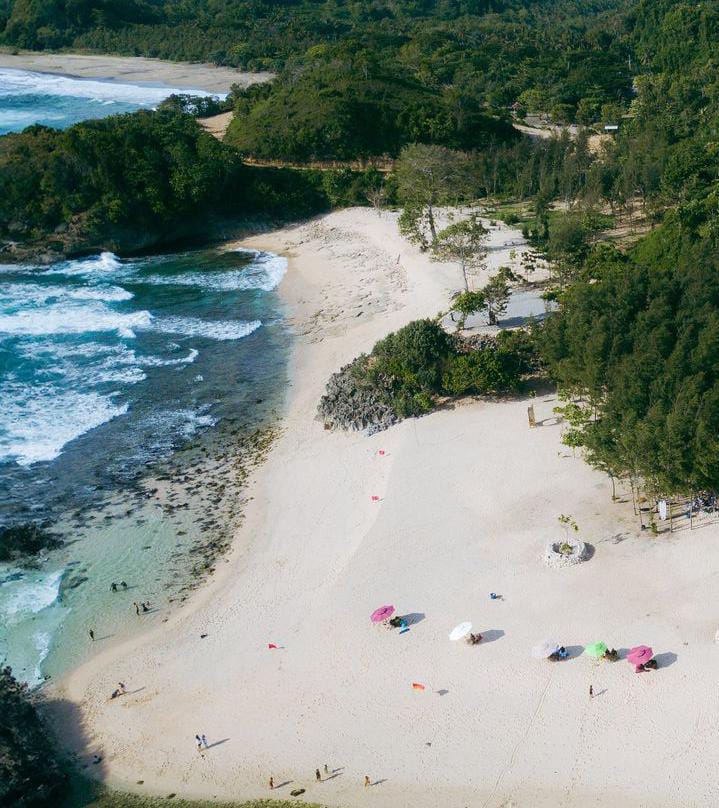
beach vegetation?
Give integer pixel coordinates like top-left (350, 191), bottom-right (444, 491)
top-left (396, 145), bottom-right (474, 249)
top-left (320, 320), bottom-right (537, 429)
top-left (0, 667), bottom-right (67, 807)
top-left (482, 269), bottom-right (513, 326)
top-left (82, 793), bottom-right (326, 808)
top-left (451, 291), bottom-right (486, 332)
top-left (431, 216), bottom-right (488, 291)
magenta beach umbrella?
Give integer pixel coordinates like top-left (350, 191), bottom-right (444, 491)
top-left (371, 605), bottom-right (395, 623)
top-left (626, 645), bottom-right (653, 665)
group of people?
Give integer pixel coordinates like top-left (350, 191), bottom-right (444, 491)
top-left (134, 600), bottom-right (151, 615)
top-left (110, 581), bottom-right (128, 592)
top-left (267, 765), bottom-right (372, 791)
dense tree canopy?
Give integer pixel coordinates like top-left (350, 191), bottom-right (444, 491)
top-left (226, 45), bottom-right (518, 161)
top-left (1, 0), bottom-right (634, 123)
top-left (541, 211), bottom-right (719, 496)
top-left (0, 109), bottom-right (385, 255)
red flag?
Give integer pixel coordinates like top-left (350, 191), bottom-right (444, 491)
top-left (378, 450), bottom-right (385, 456)
top-left (371, 495), bottom-right (380, 502)
top-left (412, 682), bottom-right (425, 692)
top-left (268, 643), bottom-right (278, 650)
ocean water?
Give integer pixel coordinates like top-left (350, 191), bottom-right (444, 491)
top-left (0, 67), bottom-right (221, 134)
top-left (0, 71), bottom-right (286, 686)
top-left (0, 248), bottom-right (290, 684)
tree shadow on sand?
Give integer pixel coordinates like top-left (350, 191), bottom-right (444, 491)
top-left (38, 692), bottom-right (108, 807)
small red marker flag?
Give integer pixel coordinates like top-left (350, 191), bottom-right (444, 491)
top-left (412, 682), bottom-right (425, 692)
top-left (378, 450), bottom-right (385, 456)
top-left (268, 643), bottom-right (278, 650)
top-left (371, 495), bottom-right (380, 502)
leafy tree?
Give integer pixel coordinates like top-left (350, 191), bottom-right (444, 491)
top-left (483, 269), bottom-right (512, 325)
top-left (432, 215), bottom-right (488, 291)
top-left (396, 144), bottom-right (471, 247)
top-left (451, 290), bottom-right (486, 331)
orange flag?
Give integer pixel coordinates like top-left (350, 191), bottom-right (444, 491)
top-left (412, 682), bottom-right (425, 692)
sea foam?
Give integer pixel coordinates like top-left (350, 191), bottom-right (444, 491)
top-left (0, 68), bottom-right (224, 106)
top-left (151, 316), bottom-right (262, 341)
top-left (0, 389), bottom-right (129, 465)
top-left (0, 301), bottom-right (152, 338)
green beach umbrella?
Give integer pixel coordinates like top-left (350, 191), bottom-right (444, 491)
top-left (584, 641), bottom-right (608, 659)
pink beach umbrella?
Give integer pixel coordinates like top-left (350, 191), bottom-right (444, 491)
top-left (626, 645), bottom-right (653, 665)
top-left (371, 605), bottom-right (395, 623)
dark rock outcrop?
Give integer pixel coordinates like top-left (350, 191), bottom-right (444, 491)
top-left (318, 360), bottom-right (398, 435)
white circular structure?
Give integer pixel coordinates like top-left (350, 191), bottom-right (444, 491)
top-left (544, 539), bottom-right (590, 568)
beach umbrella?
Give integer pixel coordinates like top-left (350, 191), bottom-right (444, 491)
top-left (532, 639), bottom-right (560, 659)
top-left (370, 605), bottom-right (395, 623)
top-left (449, 622), bottom-right (473, 642)
top-left (584, 641), bottom-right (608, 659)
top-left (627, 645), bottom-right (653, 665)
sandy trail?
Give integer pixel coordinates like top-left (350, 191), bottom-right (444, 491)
top-left (49, 209), bottom-right (719, 808)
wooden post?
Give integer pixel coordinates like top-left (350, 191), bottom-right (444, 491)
top-left (669, 499), bottom-right (673, 533)
top-left (527, 404), bottom-right (536, 428)
top-left (690, 493), bottom-right (694, 530)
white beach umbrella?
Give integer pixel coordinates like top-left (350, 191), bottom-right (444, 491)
top-left (532, 639), bottom-right (560, 659)
top-left (449, 622), bottom-right (473, 641)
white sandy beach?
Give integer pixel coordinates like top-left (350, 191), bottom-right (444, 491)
top-left (49, 208), bottom-right (719, 807)
top-left (0, 51), bottom-right (271, 93)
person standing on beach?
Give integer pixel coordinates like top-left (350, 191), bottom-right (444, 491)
top-left (316, 768), bottom-right (321, 782)
top-left (269, 776), bottom-right (274, 790)
top-left (195, 735), bottom-right (202, 752)
top-left (89, 629), bottom-right (95, 641)
top-left (201, 734), bottom-right (208, 748)
top-left (111, 582), bottom-right (118, 592)
top-left (365, 775), bottom-right (371, 788)
top-left (118, 682), bottom-right (126, 694)
top-left (589, 684), bottom-right (593, 698)
top-left (134, 602), bottom-right (140, 616)
top-left (324, 764), bottom-right (329, 775)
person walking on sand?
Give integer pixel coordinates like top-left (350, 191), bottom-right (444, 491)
top-left (316, 768), bottom-right (321, 782)
top-left (324, 764), bottom-right (329, 775)
top-left (589, 684), bottom-right (593, 698)
top-left (269, 776), bottom-right (274, 790)
top-left (195, 735), bottom-right (202, 752)
top-left (365, 775), bottom-right (371, 788)
top-left (118, 682), bottom-right (126, 694)
top-left (134, 602), bottom-right (140, 616)
top-left (111, 582), bottom-right (118, 592)
top-left (89, 629), bottom-right (95, 641)
top-left (201, 734), bottom-right (208, 748)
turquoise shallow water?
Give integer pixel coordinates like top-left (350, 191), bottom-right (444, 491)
top-left (0, 72), bottom-right (287, 685)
